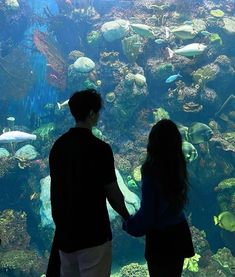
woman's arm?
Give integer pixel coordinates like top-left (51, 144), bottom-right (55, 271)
top-left (123, 179), bottom-right (156, 237)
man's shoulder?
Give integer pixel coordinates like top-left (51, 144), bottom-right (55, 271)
top-left (51, 131), bottom-right (70, 150)
top-left (92, 136), bottom-right (111, 150)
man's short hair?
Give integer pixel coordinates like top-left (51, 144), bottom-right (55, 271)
top-left (68, 89), bottom-right (102, 122)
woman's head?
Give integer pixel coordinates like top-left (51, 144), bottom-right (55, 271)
top-left (147, 119), bottom-right (183, 160)
top-left (143, 119), bottom-right (188, 212)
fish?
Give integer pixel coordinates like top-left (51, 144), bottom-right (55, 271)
top-left (171, 25), bottom-right (197, 40)
top-left (6, 117), bottom-right (15, 122)
top-left (131, 23), bottom-right (155, 39)
top-left (65, 0), bottom-right (72, 5)
top-left (167, 43), bottom-right (207, 58)
top-left (57, 99), bottom-right (69, 110)
top-left (165, 26), bottom-right (171, 39)
top-left (154, 38), bottom-right (166, 45)
top-left (49, 74), bottom-right (58, 80)
top-left (0, 131), bottom-right (36, 143)
top-left (183, 20), bottom-right (193, 25)
top-left (201, 30), bottom-right (211, 36)
top-left (214, 211), bottom-right (235, 232)
top-left (182, 141), bottom-right (198, 163)
top-left (165, 72), bottom-right (182, 83)
top-left (188, 122), bottom-right (213, 144)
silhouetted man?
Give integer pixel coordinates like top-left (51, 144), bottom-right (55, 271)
top-left (47, 89), bottom-right (130, 276)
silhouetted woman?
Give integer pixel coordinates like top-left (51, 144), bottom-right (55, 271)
top-left (123, 119), bottom-right (195, 277)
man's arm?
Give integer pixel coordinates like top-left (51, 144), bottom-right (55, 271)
top-left (104, 181), bottom-right (130, 220)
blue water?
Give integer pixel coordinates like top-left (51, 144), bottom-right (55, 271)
top-left (0, 0), bottom-right (235, 276)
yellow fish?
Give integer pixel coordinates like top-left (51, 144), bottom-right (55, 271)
top-left (214, 211), bottom-right (235, 232)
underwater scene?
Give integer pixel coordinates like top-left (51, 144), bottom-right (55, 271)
top-left (0, 0), bottom-right (235, 276)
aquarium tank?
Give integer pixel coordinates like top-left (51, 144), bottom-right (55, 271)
top-left (0, 0), bottom-right (235, 276)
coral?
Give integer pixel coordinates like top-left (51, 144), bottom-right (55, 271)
top-left (0, 249), bottom-right (46, 276)
top-left (152, 107), bottom-right (170, 123)
top-left (209, 33), bottom-right (223, 45)
top-left (132, 165), bottom-right (142, 182)
top-left (100, 51), bottom-right (120, 65)
top-left (33, 123), bottom-right (55, 141)
top-left (0, 157), bottom-right (16, 178)
top-left (210, 132), bottom-right (235, 153)
top-left (0, 209), bottom-right (30, 250)
top-left (122, 34), bottom-right (143, 63)
top-left (190, 226), bottom-right (210, 255)
top-left (212, 247), bottom-right (235, 274)
top-left (200, 87), bottom-right (218, 105)
top-left (183, 102), bottom-right (203, 113)
top-left (33, 30), bottom-right (67, 90)
top-left (83, 78), bottom-right (98, 90)
top-left (215, 178), bottom-right (235, 191)
top-left (149, 61), bottom-right (174, 83)
top-left (87, 30), bottom-right (102, 47)
top-left (223, 17), bottom-right (235, 34)
top-left (119, 263), bottom-right (148, 277)
top-left (68, 50), bottom-right (84, 62)
top-left (192, 63), bottom-right (220, 85)
top-left (115, 155), bottom-right (132, 175)
top-left (105, 92), bottom-right (116, 103)
top-left (210, 9), bottom-right (225, 18)
top-left (183, 253), bottom-right (201, 272)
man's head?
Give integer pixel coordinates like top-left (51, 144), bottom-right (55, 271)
top-left (68, 89), bottom-right (103, 124)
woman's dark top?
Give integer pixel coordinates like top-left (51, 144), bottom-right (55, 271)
top-left (124, 175), bottom-right (195, 263)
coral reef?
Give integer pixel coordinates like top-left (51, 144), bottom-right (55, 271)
top-left (192, 63), bottom-right (220, 85)
top-left (0, 249), bottom-right (46, 276)
top-left (122, 34), bottom-right (144, 63)
top-left (212, 247), bottom-right (235, 275)
top-left (119, 263), bottom-right (148, 277)
top-left (0, 209), bottom-right (30, 251)
top-left (0, 157), bottom-right (17, 178)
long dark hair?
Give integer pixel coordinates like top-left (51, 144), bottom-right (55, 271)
top-left (142, 119), bottom-right (189, 212)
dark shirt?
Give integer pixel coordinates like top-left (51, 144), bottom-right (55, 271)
top-left (124, 176), bottom-right (185, 237)
top-left (49, 127), bottom-right (116, 252)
